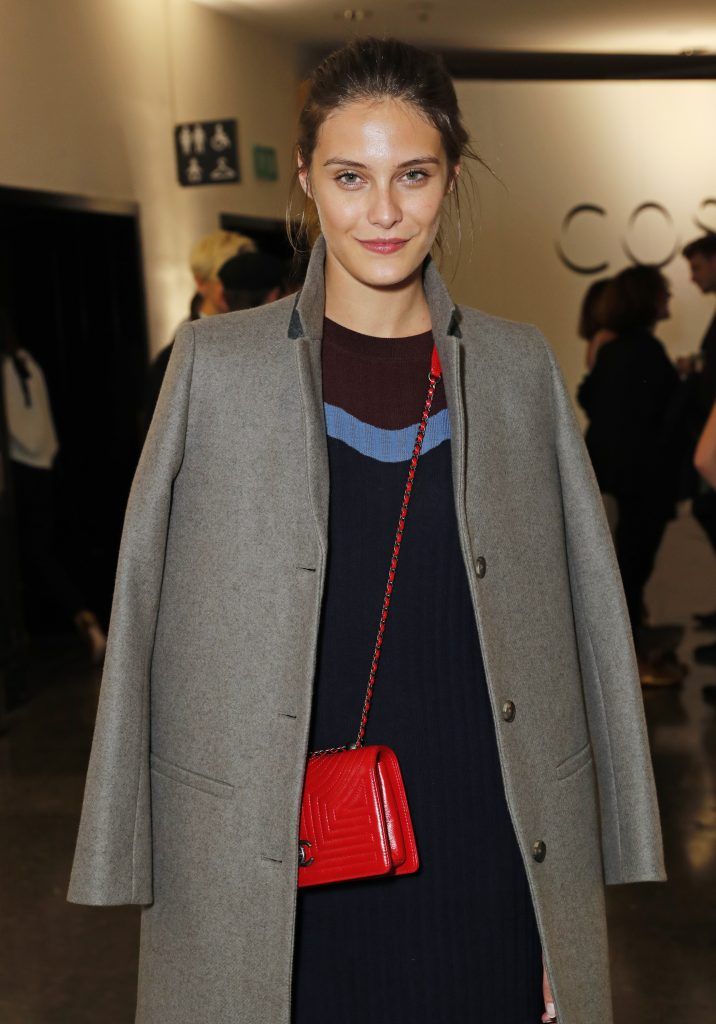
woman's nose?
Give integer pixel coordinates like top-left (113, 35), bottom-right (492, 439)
top-left (367, 187), bottom-right (402, 229)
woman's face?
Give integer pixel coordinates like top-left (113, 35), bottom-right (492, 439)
top-left (298, 98), bottom-right (457, 289)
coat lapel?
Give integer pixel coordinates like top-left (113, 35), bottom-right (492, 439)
top-left (290, 237), bottom-right (330, 555)
top-left (421, 254), bottom-right (466, 530)
top-left (288, 233), bottom-right (465, 556)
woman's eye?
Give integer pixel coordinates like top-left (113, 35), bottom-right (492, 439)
top-left (403, 169), bottom-right (429, 183)
top-left (336, 171), bottom-right (363, 187)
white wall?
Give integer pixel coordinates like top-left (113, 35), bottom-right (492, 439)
top-left (0, 0), bottom-right (299, 354)
top-left (448, 80), bottom-right (716, 403)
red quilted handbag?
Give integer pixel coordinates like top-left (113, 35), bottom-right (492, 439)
top-left (297, 343), bottom-right (442, 887)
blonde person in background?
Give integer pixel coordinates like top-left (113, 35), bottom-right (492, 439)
top-left (190, 229), bottom-right (257, 318)
top-left (143, 230), bottom-right (257, 431)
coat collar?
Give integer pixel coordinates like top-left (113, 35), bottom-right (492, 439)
top-left (288, 232), bottom-right (462, 343)
top-left (290, 232), bottom-right (466, 559)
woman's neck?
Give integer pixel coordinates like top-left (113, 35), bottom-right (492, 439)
top-left (323, 250), bottom-right (432, 338)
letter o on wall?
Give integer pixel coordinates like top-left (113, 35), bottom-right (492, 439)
top-left (621, 202), bottom-right (680, 268)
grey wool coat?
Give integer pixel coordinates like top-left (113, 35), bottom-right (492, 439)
top-left (68, 233), bottom-right (666, 1024)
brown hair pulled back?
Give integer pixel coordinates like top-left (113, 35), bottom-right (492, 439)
top-left (577, 277), bottom-right (612, 341)
top-left (286, 37), bottom-right (493, 260)
top-left (600, 265), bottom-right (670, 333)
top-left (682, 233), bottom-right (716, 260)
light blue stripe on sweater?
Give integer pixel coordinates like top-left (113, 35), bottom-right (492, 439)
top-left (323, 404), bottom-right (450, 462)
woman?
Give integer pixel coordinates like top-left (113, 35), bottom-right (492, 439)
top-left (68, 38), bottom-right (665, 1024)
top-left (576, 279), bottom-right (620, 537)
top-left (577, 266), bottom-right (683, 686)
top-left (577, 276), bottom-right (616, 372)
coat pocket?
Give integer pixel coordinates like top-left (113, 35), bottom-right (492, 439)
top-left (150, 752), bottom-right (234, 799)
top-left (555, 741), bottom-right (593, 781)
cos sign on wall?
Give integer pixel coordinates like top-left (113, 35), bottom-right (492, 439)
top-left (556, 198), bottom-right (716, 274)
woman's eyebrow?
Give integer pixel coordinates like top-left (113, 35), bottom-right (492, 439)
top-left (323, 155), bottom-right (441, 168)
top-left (397, 155), bottom-right (441, 168)
top-left (323, 158), bottom-right (367, 168)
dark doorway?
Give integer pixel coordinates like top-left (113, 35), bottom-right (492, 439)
top-left (0, 187), bottom-right (148, 632)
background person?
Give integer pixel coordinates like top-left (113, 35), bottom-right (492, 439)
top-left (1, 307), bottom-right (107, 664)
top-left (190, 229), bottom-right (257, 318)
top-left (578, 276), bottom-right (616, 372)
top-left (680, 234), bottom-right (716, 635)
top-left (577, 265), bottom-right (684, 685)
top-left (143, 230), bottom-right (257, 431)
top-left (680, 233), bottom-right (716, 425)
top-left (576, 277), bottom-right (618, 534)
top-left (217, 250), bottom-right (288, 312)
top-left (692, 402), bottom-right (716, 702)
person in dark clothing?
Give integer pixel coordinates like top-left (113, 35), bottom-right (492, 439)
top-left (577, 276), bottom-right (616, 372)
top-left (682, 234), bottom-right (716, 435)
top-left (142, 255), bottom-right (288, 436)
top-left (680, 234), bottom-right (716, 642)
top-left (217, 250), bottom-right (287, 312)
top-left (693, 398), bottom-right (716, 699)
top-left (188, 290), bottom-right (202, 321)
top-left (142, 232), bottom-right (258, 433)
top-left (1, 307), bottom-right (107, 664)
top-left (142, 294), bottom-right (201, 436)
top-left (578, 266), bottom-right (682, 684)
top-left (576, 277), bottom-right (619, 531)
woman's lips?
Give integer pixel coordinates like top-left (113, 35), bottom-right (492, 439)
top-left (357, 238), bottom-right (409, 254)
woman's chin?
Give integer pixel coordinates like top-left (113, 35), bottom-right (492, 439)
top-left (350, 255), bottom-right (425, 290)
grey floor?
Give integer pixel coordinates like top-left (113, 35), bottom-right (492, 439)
top-left (1, 506), bottom-right (715, 1023)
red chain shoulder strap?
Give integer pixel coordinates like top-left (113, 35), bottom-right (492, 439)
top-left (310, 343), bottom-right (443, 757)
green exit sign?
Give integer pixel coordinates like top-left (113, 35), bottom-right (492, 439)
top-left (253, 145), bottom-right (278, 181)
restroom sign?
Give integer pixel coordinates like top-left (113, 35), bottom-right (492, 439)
top-left (174, 119), bottom-right (240, 187)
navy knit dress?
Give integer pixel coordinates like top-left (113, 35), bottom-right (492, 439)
top-left (291, 318), bottom-right (543, 1024)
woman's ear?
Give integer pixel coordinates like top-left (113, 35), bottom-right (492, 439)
top-left (297, 152), bottom-right (312, 199)
top-left (447, 163), bottom-right (461, 195)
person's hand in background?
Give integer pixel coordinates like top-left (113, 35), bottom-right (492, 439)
top-left (676, 353), bottom-right (699, 379)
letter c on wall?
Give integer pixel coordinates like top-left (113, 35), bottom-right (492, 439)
top-left (555, 204), bottom-right (609, 275)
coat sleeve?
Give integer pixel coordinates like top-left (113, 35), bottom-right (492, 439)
top-left (67, 323), bottom-right (196, 906)
top-left (538, 330), bottom-right (667, 886)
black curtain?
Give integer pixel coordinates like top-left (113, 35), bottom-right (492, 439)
top-left (0, 196), bottom-right (148, 629)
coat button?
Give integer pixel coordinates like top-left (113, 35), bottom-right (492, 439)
top-left (532, 840), bottom-right (546, 862)
top-left (501, 700), bottom-right (516, 722)
top-left (475, 556), bottom-right (487, 578)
